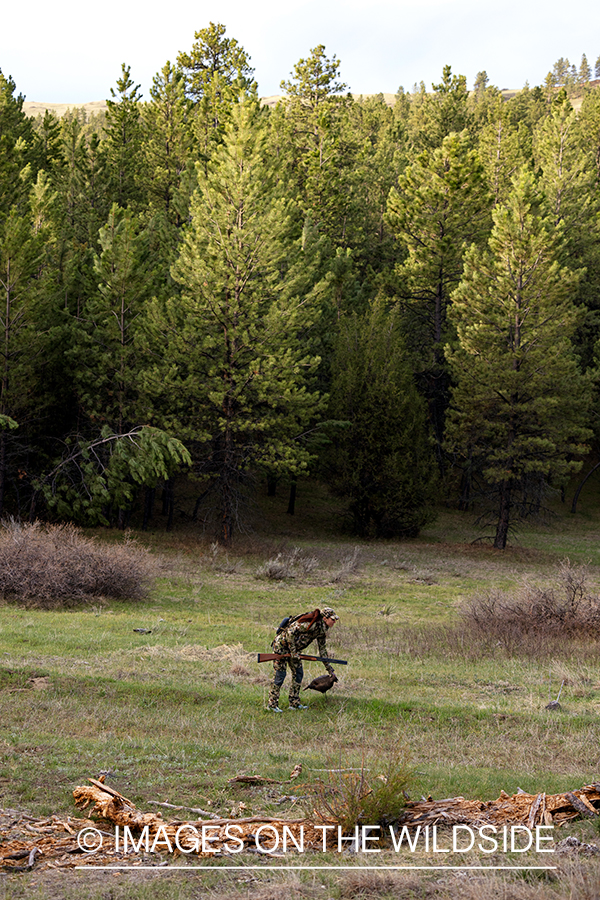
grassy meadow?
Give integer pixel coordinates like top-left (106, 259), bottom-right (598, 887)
top-left (3, 478), bottom-right (600, 898)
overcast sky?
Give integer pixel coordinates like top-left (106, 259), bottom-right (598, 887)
top-left (1, 0), bottom-right (599, 103)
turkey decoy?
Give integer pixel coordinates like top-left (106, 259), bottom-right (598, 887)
top-left (303, 672), bottom-right (338, 695)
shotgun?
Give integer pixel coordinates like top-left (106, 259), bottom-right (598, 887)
top-left (257, 653), bottom-right (348, 665)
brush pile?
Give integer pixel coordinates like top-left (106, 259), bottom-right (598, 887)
top-left (399, 783), bottom-right (600, 828)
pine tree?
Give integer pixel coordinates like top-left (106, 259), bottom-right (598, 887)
top-left (274, 45), bottom-right (356, 247)
top-left (177, 23), bottom-right (255, 158)
top-left (446, 169), bottom-right (592, 548)
top-left (479, 95), bottom-right (529, 205)
top-left (104, 64), bottom-right (143, 208)
top-left (0, 69), bottom-right (36, 217)
top-left (534, 98), bottom-right (594, 238)
top-left (345, 93), bottom-right (407, 279)
top-left (140, 99), bottom-right (325, 542)
top-left (0, 174), bottom-right (57, 515)
top-left (386, 131), bottom-right (491, 463)
top-left (141, 62), bottom-right (195, 228)
top-left (72, 203), bottom-right (149, 434)
top-left (327, 301), bottom-right (437, 537)
top-left (534, 97), bottom-right (600, 368)
top-left (407, 65), bottom-right (472, 151)
top-left (474, 71), bottom-right (489, 94)
top-left (579, 53), bottom-right (592, 85)
top-left (177, 22), bottom-right (254, 102)
top-left (579, 87), bottom-right (600, 184)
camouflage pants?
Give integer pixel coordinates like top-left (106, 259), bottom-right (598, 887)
top-left (268, 656), bottom-right (304, 708)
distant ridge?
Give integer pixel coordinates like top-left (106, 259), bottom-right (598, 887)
top-left (23, 84), bottom-right (599, 118)
top-left (23, 100), bottom-right (108, 118)
top-left (22, 93), bottom-right (398, 118)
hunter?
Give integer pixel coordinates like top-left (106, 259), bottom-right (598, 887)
top-left (268, 606), bottom-right (339, 711)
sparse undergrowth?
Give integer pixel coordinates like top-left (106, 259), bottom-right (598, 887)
top-left (0, 519), bottom-right (155, 605)
top-left (461, 560), bottom-right (600, 642)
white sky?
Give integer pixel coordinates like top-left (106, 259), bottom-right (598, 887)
top-left (2, 0), bottom-right (599, 103)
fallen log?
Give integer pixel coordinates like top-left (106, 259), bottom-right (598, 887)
top-left (3, 778), bottom-right (600, 870)
top-left (398, 784), bottom-right (600, 829)
top-left (72, 778), bottom-right (329, 855)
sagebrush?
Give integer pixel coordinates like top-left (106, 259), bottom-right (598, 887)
top-left (461, 560), bottom-right (600, 642)
top-left (0, 520), bottom-right (154, 604)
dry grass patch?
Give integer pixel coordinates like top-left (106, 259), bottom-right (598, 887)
top-left (0, 520), bottom-right (155, 605)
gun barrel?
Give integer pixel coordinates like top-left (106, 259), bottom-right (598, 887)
top-left (256, 653), bottom-right (347, 665)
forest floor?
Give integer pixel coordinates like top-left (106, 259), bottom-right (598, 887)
top-left (3, 476), bottom-right (600, 898)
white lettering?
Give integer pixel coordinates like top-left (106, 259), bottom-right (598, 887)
top-left (151, 825), bottom-right (173, 854)
top-left (314, 824), bottom-right (335, 851)
top-left (477, 825), bottom-right (498, 853)
top-left (224, 824), bottom-right (244, 853)
top-left (362, 825), bottom-right (380, 853)
top-left (202, 825), bottom-right (220, 854)
top-left (175, 825), bottom-right (199, 854)
top-left (338, 825), bottom-right (360, 851)
top-left (432, 826), bottom-right (450, 852)
top-left (452, 825), bottom-right (475, 852)
top-left (282, 825), bottom-right (304, 853)
top-left (536, 826), bottom-right (555, 852)
top-left (390, 825), bottom-right (421, 852)
top-left (255, 824), bottom-right (280, 854)
top-left (123, 825), bottom-right (150, 854)
top-left (511, 826), bottom-right (533, 852)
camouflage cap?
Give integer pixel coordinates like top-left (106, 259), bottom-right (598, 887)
top-left (320, 607), bottom-right (339, 622)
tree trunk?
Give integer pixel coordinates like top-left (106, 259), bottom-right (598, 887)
top-left (0, 431), bottom-right (5, 518)
top-left (267, 473), bottom-right (277, 497)
top-left (457, 457), bottom-right (472, 512)
top-left (192, 489), bottom-right (211, 522)
top-left (165, 477), bottom-right (175, 532)
top-left (161, 480), bottom-right (170, 515)
top-left (571, 461), bottom-right (600, 514)
top-left (494, 481), bottom-right (511, 549)
top-left (287, 478), bottom-right (297, 515)
top-left (142, 487), bottom-right (155, 531)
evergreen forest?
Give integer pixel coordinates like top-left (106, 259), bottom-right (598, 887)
top-left (2, 26), bottom-right (600, 549)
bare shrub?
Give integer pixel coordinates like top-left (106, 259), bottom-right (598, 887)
top-left (461, 560), bottom-right (600, 644)
top-left (330, 546), bottom-right (360, 583)
top-left (209, 542), bottom-right (242, 574)
top-left (0, 520), bottom-right (154, 605)
top-left (314, 747), bottom-right (411, 832)
top-left (256, 547), bottom-right (319, 581)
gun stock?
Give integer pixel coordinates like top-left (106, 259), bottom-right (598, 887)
top-left (257, 653), bottom-right (347, 665)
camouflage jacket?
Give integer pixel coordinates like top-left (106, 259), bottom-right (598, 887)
top-left (273, 616), bottom-right (332, 671)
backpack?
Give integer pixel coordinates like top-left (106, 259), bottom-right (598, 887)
top-left (275, 609), bottom-right (321, 634)
top-left (276, 615), bottom-right (297, 635)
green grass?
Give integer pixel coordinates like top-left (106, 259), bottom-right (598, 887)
top-left (3, 476), bottom-right (600, 897)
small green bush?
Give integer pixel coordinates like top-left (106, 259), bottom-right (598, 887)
top-left (0, 520), bottom-right (154, 605)
top-left (314, 747), bottom-right (411, 832)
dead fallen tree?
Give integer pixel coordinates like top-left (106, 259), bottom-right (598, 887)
top-left (72, 778), bottom-right (328, 855)
top-left (3, 779), bottom-right (600, 872)
top-left (399, 784), bottom-right (600, 829)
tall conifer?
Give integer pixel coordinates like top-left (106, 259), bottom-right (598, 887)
top-left (141, 99), bottom-right (324, 542)
top-left (446, 169), bottom-right (592, 548)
